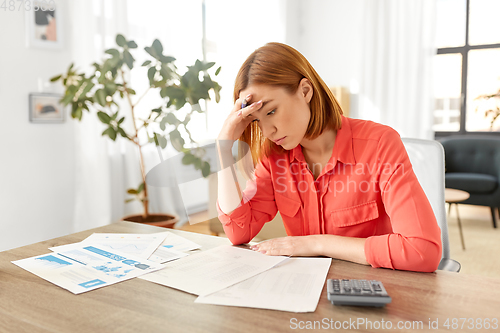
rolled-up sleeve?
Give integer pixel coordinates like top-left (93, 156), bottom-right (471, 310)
top-left (216, 156), bottom-right (278, 245)
top-left (364, 129), bottom-right (442, 272)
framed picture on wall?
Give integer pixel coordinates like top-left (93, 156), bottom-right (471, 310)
top-left (25, 1), bottom-right (63, 49)
top-left (29, 93), bottom-right (65, 123)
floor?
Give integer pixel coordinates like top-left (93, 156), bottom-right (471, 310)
top-left (182, 204), bottom-right (500, 278)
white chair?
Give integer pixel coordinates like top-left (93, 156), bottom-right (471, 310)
top-left (402, 138), bottom-right (461, 272)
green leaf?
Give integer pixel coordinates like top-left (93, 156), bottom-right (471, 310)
top-left (142, 60), bottom-right (152, 66)
top-left (116, 34), bottom-right (127, 47)
top-left (160, 55), bottom-right (176, 63)
top-left (117, 117), bottom-right (125, 124)
top-left (157, 135), bottom-right (167, 149)
top-left (50, 74), bottom-right (62, 82)
top-left (123, 50), bottom-right (134, 69)
top-left (125, 198), bottom-right (135, 203)
top-left (105, 48), bottom-right (120, 58)
top-left (125, 88), bottom-right (136, 95)
top-left (97, 111), bottom-right (111, 124)
top-left (159, 117), bottom-right (168, 131)
top-left (105, 83), bottom-right (117, 96)
top-left (127, 188), bottom-right (138, 194)
top-left (166, 112), bottom-right (179, 125)
top-left (144, 46), bottom-right (158, 60)
top-left (152, 39), bottom-right (163, 56)
top-left (137, 183), bottom-right (144, 193)
top-left (160, 64), bottom-right (172, 81)
top-left (147, 67), bottom-right (156, 84)
top-left (201, 161), bottom-right (211, 177)
top-left (204, 61), bottom-right (216, 70)
top-left (102, 127), bottom-right (117, 141)
top-left (214, 83), bottom-right (221, 103)
top-left (94, 89), bottom-right (106, 106)
top-left (181, 153), bottom-right (196, 165)
top-left (169, 129), bottom-right (185, 151)
top-left (127, 40), bottom-right (138, 49)
top-left (71, 107), bottom-right (83, 120)
top-left (117, 127), bottom-right (128, 138)
top-left (193, 158), bottom-right (202, 170)
top-left (215, 66), bottom-right (221, 76)
top-left (78, 81), bottom-right (95, 101)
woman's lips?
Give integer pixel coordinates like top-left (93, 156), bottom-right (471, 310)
top-left (273, 136), bottom-right (286, 144)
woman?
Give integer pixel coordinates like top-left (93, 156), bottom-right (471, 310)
top-left (216, 42), bottom-right (442, 272)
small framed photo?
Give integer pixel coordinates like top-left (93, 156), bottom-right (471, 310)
top-left (29, 93), bottom-right (65, 123)
top-left (25, 1), bottom-right (64, 49)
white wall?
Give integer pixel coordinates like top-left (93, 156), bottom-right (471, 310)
top-left (286, 0), bottom-right (364, 116)
top-left (0, 3), bottom-right (75, 251)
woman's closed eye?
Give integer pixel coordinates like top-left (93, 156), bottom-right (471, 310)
top-left (251, 109), bottom-right (276, 123)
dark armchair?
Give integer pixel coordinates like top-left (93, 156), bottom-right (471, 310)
top-left (440, 136), bottom-right (500, 228)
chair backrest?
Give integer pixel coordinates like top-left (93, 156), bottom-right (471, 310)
top-left (440, 135), bottom-right (500, 176)
top-left (402, 138), bottom-right (450, 261)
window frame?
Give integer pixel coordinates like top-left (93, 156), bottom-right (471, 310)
top-left (434, 0), bottom-right (500, 138)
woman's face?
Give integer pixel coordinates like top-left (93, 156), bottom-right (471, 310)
top-left (239, 79), bottom-right (313, 150)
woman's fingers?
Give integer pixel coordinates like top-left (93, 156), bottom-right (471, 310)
top-left (251, 238), bottom-right (293, 256)
top-left (240, 100), bottom-right (263, 118)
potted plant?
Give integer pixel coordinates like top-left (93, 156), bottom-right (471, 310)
top-left (475, 87), bottom-right (500, 130)
top-left (51, 34), bottom-right (221, 227)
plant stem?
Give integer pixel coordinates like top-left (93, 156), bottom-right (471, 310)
top-left (120, 69), bottom-right (149, 219)
top-left (133, 87), bottom-right (151, 108)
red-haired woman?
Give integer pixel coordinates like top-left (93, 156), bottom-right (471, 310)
top-left (216, 42), bottom-right (442, 272)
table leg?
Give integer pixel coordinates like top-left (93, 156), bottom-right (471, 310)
top-left (454, 203), bottom-right (466, 250)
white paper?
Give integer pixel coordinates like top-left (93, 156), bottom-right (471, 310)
top-left (157, 232), bottom-right (201, 252)
top-left (147, 246), bottom-right (188, 263)
top-left (12, 244), bottom-right (165, 294)
top-left (49, 233), bottom-right (168, 259)
top-left (139, 245), bottom-right (288, 296)
top-left (145, 232), bottom-right (201, 263)
top-left (195, 257), bottom-right (332, 313)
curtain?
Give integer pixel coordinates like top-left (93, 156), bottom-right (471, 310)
top-left (357, 0), bottom-right (437, 139)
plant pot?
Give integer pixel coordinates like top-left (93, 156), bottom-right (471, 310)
top-left (122, 213), bottom-right (179, 229)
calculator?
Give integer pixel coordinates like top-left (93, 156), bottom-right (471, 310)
top-left (327, 279), bottom-right (392, 307)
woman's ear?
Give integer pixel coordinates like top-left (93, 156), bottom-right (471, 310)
top-left (299, 78), bottom-right (313, 104)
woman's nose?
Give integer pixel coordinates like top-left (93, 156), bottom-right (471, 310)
top-left (259, 121), bottom-right (276, 139)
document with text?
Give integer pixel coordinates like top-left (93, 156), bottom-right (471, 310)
top-left (139, 245), bottom-right (289, 296)
top-left (49, 232), bottom-right (169, 259)
top-left (195, 257), bottom-right (332, 312)
top-left (12, 244), bottom-right (165, 294)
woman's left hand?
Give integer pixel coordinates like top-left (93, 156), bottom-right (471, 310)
top-left (250, 235), bottom-right (319, 257)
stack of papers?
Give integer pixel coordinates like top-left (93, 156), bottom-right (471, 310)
top-left (11, 231), bottom-right (202, 294)
top-left (141, 245), bottom-right (331, 313)
top-left (12, 232), bottom-right (332, 312)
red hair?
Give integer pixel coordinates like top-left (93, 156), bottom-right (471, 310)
top-left (233, 42), bottom-right (343, 166)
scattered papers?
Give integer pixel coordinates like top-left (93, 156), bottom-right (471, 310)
top-left (195, 257), bottom-right (331, 312)
top-left (49, 233), bottom-right (169, 259)
top-left (49, 232), bottom-right (202, 264)
top-left (140, 245), bottom-right (289, 296)
top-left (12, 244), bottom-right (164, 294)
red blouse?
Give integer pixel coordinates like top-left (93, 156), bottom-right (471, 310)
top-left (217, 116), bottom-right (442, 272)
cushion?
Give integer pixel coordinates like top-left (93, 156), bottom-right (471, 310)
top-left (445, 173), bottom-right (498, 194)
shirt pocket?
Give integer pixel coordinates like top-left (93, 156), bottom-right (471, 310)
top-left (330, 200), bottom-right (379, 227)
top-left (275, 193), bottom-right (302, 218)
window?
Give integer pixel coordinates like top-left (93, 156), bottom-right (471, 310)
top-left (433, 0), bottom-right (500, 136)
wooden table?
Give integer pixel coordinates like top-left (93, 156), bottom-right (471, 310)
top-left (445, 188), bottom-right (470, 250)
top-left (1, 222), bottom-right (499, 333)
